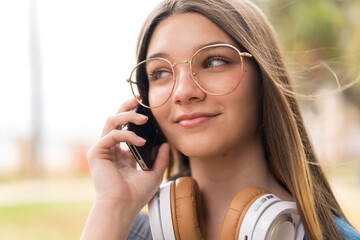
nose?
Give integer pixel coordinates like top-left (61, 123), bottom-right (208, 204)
top-left (171, 61), bottom-right (206, 105)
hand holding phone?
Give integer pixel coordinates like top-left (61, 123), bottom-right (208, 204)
top-left (82, 99), bottom-right (171, 240)
top-left (123, 106), bottom-right (166, 170)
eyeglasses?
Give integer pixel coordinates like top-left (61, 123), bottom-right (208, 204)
top-left (126, 43), bottom-right (253, 108)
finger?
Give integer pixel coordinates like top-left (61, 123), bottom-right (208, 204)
top-left (117, 97), bottom-right (139, 113)
top-left (119, 146), bottom-right (138, 168)
top-left (115, 149), bottom-right (137, 169)
top-left (101, 111), bottom-right (148, 137)
top-left (98, 130), bottom-right (146, 150)
top-left (151, 143), bottom-right (170, 182)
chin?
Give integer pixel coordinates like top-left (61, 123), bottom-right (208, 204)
top-left (175, 139), bottom-right (225, 159)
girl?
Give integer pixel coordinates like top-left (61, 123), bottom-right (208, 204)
top-left (81, 0), bottom-right (359, 239)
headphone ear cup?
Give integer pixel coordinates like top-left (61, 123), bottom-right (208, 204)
top-left (148, 181), bottom-right (175, 239)
top-left (171, 177), bottom-right (206, 240)
top-left (220, 187), bottom-right (269, 240)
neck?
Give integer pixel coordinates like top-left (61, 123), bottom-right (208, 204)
top-left (188, 135), bottom-right (292, 240)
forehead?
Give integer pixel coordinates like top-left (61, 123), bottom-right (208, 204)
top-left (147, 13), bottom-right (237, 59)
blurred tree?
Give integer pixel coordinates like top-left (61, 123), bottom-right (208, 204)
top-left (255, 0), bottom-right (360, 105)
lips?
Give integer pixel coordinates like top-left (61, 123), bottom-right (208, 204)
top-left (175, 112), bottom-right (220, 128)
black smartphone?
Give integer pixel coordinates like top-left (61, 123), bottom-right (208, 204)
top-left (123, 105), bottom-right (166, 170)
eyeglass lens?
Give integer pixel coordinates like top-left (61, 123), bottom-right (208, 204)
top-left (129, 45), bottom-right (244, 108)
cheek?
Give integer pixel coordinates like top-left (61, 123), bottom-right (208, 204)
top-left (148, 81), bottom-right (174, 108)
top-left (148, 87), bottom-right (165, 108)
top-left (244, 74), bottom-right (261, 128)
top-left (150, 106), bottom-right (169, 133)
top-left (231, 66), bottom-right (261, 127)
top-left (242, 61), bottom-right (261, 105)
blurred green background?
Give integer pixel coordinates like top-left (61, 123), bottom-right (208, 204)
top-left (261, 0), bottom-right (360, 103)
top-left (0, 0), bottom-right (359, 239)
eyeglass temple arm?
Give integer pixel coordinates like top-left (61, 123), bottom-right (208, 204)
top-left (126, 78), bottom-right (137, 84)
top-left (241, 52), bottom-right (253, 58)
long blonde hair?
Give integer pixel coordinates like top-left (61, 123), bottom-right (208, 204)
top-left (135, 0), bottom-right (350, 239)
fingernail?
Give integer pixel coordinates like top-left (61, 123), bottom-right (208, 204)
top-left (138, 136), bottom-right (146, 143)
top-left (139, 114), bottom-right (148, 120)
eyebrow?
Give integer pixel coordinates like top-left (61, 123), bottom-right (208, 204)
top-left (147, 40), bottom-right (229, 60)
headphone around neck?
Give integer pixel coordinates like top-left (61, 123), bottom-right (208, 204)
top-left (148, 177), bottom-right (305, 240)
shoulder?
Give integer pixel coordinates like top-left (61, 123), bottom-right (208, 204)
top-left (334, 217), bottom-right (360, 240)
top-left (127, 212), bottom-right (153, 240)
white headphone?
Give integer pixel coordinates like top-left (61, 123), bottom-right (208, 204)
top-left (148, 177), bottom-right (305, 240)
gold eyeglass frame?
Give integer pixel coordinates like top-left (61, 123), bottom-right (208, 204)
top-left (126, 43), bottom-right (253, 109)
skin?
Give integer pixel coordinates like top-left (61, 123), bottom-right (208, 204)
top-left (81, 13), bottom-right (292, 240)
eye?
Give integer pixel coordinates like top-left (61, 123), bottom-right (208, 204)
top-left (148, 69), bottom-right (172, 81)
top-left (203, 56), bottom-right (231, 69)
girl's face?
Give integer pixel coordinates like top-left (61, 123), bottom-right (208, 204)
top-left (147, 13), bottom-right (262, 159)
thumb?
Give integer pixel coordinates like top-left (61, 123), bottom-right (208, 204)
top-left (151, 143), bottom-right (170, 182)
